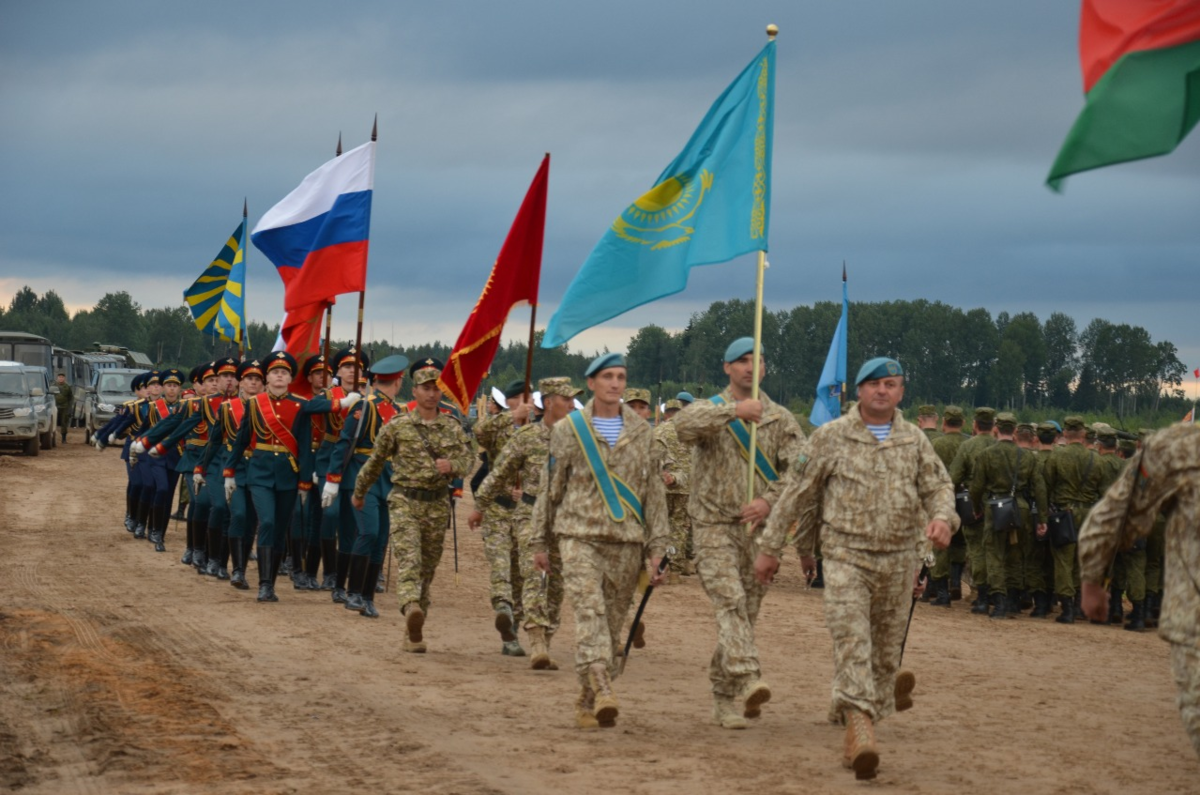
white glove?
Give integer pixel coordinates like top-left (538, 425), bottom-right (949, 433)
top-left (130, 440), bottom-right (146, 455)
top-left (321, 480), bottom-right (339, 509)
top-left (312, 473), bottom-right (319, 485)
top-left (224, 477), bottom-right (236, 501)
top-left (339, 391), bottom-right (362, 409)
top-left (147, 445), bottom-right (161, 458)
top-left (299, 489), bottom-right (309, 506)
top-left (108, 434), bottom-right (118, 445)
top-left (193, 472), bottom-right (206, 491)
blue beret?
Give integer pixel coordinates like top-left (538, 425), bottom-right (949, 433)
top-left (675, 391), bottom-right (695, 404)
top-left (855, 357), bottom-right (903, 386)
top-left (723, 336), bottom-right (757, 363)
top-left (371, 354), bottom-right (409, 378)
top-left (585, 352), bottom-right (625, 378)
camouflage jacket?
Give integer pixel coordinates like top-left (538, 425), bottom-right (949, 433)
top-left (760, 407), bottom-right (957, 561)
top-left (353, 410), bottom-right (472, 499)
top-left (968, 439), bottom-right (1048, 517)
top-left (931, 431), bottom-right (968, 472)
top-left (1095, 451), bottom-right (1126, 496)
top-left (477, 420), bottom-right (549, 515)
top-left (474, 411), bottom-right (518, 463)
top-left (653, 419), bottom-right (691, 494)
top-left (1079, 423), bottom-right (1200, 644)
top-left (529, 400), bottom-right (670, 555)
top-left (947, 433), bottom-right (997, 490)
top-left (673, 387), bottom-right (807, 526)
top-left (1043, 442), bottom-right (1104, 509)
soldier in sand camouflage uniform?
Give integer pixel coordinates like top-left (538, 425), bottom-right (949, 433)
top-left (353, 358), bottom-right (473, 653)
top-left (948, 407), bottom-right (998, 612)
top-left (673, 337), bottom-right (806, 730)
top-left (928, 406), bottom-right (969, 605)
top-left (529, 353), bottom-right (670, 730)
top-left (1079, 421), bottom-right (1200, 757)
top-left (756, 357), bottom-right (955, 781)
top-left (654, 398), bottom-right (694, 578)
top-left (470, 379), bottom-right (532, 653)
top-left (477, 377), bottom-right (581, 670)
top-left (968, 412), bottom-right (1048, 619)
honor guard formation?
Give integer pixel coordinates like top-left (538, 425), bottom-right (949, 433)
top-left (89, 338), bottom-right (1200, 776)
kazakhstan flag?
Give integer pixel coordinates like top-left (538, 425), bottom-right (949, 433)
top-left (184, 220), bottom-right (247, 343)
top-left (544, 40), bottom-right (774, 348)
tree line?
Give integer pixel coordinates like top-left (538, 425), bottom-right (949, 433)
top-left (2, 287), bottom-right (1190, 421)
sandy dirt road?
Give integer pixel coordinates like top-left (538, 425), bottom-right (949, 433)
top-left (1, 432), bottom-right (1196, 794)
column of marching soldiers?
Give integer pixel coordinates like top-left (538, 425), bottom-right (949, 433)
top-left (91, 349), bottom-right (1166, 731)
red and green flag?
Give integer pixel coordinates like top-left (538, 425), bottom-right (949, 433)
top-left (1047, 0), bottom-right (1200, 191)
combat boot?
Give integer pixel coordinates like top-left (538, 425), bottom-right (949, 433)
top-left (527, 626), bottom-right (554, 670)
top-left (1124, 600), bottom-right (1146, 632)
top-left (739, 677), bottom-right (771, 719)
top-left (949, 562), bottom-right (964, 601)
top-left (344, 555), bottom-right (368, 611)
top-left (970, 584), bottom-right (991, 614)
top-left (712, 697), bottom-right (748, 730)
top-left (1107, 587), bottom-right (1124, 625)
top-left (494, 601), bottom-right (518, 643)
top-left (358, 563), bottom-right (380, 618)
top-left (894, 670), bottom-right (916, 712)
top-left (1029, 591), bottom-right (1050, 618)
top-left (403, 603), bottom-right (427, 653)
top-left (575, 687), bottom-right (599, 730)
top-left (931, 577), bottom-right (951, 607)
top-left (843, 709), bottom-right (879, 781)
top-left (989, 592), bottom-right (1009, 620)
top-left (1055, 595), bottom-right (1076, 624)
top-left (810, 559), bottom-right (825, 589)
top-left (1008, 588), bottom-right (1025, 615)
top-left (1145, 592), bottom-right (1161, 628)
top-left (587, 663), bottom-right (619, 728)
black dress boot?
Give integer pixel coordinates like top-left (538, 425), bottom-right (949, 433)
top-left (304, 543), bottom-right (322, 589)
top-left (359, 562), bottom-right (381, 617)
top-left (230, 540), bottom-right (250, 590)
top-left (193, 521), bottom-right (209, 573)
top-left (1107, 587), bottom-right (1124, 625)
top-left (319, 538), bottom-right (338, 590)
top-left (150, 505), bottom-right (167, 552)
top-left (133, 500), bottom-right (150, 539)
top-left (332, 551), bottom-right (351, 603)
top-left (344, 555), bottom-right (368, 611)
top-left (181, 517), bottom-right (194, 565)
top-left (949, 562), bottom-right (964, 601)
top-left (1055, 595), bottom-right (1076, 624)
top-left (256, 546), bottom-right (278, 602)
top-left (1124, 600), bottom-right (1146, 632)
top-left (931, 577), bottom-right (952, 607)
top-left (971, 584), bottom-right (991, 614)
top-left (1029, 591), bottom-right (1050, 618)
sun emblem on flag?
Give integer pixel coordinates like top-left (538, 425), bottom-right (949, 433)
top-left (612, 169), bottom-right (713, 250)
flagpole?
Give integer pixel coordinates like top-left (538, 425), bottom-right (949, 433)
top-left (323, 135), bottom-right (342, 373)
top-left (239, 198), bottom-right (248, 360)
top-left (839, 261), bottom-right (847, 413)
top-left (350, 119), bottom-right (375, 389)
top-left (744, 23), bottom-right (777, 535)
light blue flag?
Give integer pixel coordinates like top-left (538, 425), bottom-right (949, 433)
top-left (543, 41), bottom-right (775, 348)
top-left (183, 220), bottom-right (247, 343)
top-left (810, 274), bottom-right (848, 427)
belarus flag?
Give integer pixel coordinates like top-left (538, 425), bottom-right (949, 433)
top-left (252, 141), bottom-right (374, 312)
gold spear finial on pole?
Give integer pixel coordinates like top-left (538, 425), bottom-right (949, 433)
top-left (766, 23), bottom-right (778, 40)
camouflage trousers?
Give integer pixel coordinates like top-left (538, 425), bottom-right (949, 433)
top-left (1171, 643), bottom-right (1200, 757)
top-left (481, 503), bottom-right (524, 620)
top-left (930, 530), bottom-right (966, 579)
top-left (695, 522), bottom-right (767, 699)
top-left (823, 551), bottom-right (914, 723)
top-left (388, 492), bottom-right (450, 613)
top-left (962, 520), bottom-right (986, 588)
top-left (517, 512), bottom-right (562, 634)
top-left (983, 502), bottom-right (1028, 593)
top-left (559, 537), bottom-right (642, 688)
top-left (1144, 515), bottom-right (1166, 596)
top-left (1052, 542), bottom-right (1077, 598)
top-left (666, 492), bottom-right (693, 571)
top-left (1113, 547), bottom-right (1147, 602)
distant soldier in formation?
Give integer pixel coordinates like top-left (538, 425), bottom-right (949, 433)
top-left (322, 347), bottom-right (371, 601)
top-left (530, 353), bottom-right (670, 730)
top-left (354, 357), bottom-right (473, 653)
top-left (916, 404), bottom-right (940, 442)
top-left (674, 337), bottom-right (806, 730)
top-left (929, 406), bottom-right (969, 605)
top-left (54, 372), bottom-right (73, 443)
top-left (757, 357), bottom-right (954, 780)
top-left (1041, 416), bottom-right (1104, 624)
top-left (948, 407), bottom-right (998, 613)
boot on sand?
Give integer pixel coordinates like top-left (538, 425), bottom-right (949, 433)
top-left (587, 663), bottom-right (619, 728)
top-left (843, 709), bottom-right (879, 781)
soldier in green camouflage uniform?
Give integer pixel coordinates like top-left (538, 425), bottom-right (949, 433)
top-left (1041, 415), bottom-right (1104, 624)
top-left (968, 413), bottom-right (1048, 619)
top-left (529, 353), bottom-right (670, 730)
top-left (928, 406), bottom-right (969, 605)
top-left (1079, 422), bottom-right (1200, 757)
top-left (478, 377), bottom-right (581, 670)
top-left (1093, 427), bottom-right (1144, 627)
top-left (674, 337), bottom-right (807, 730)
top-left (948, 407), bottom-right (998, 612)
top-left (756, 357), bottom-right (955, 781)
top-left (916, 404), bottom-right (941, 442)
top-left (469, 379), bottom-right (531, 653)
top-left (353, 358), bottom-right (473, 653)
top-left (654, 399), bottom-right (694, 578)
top-left (55, 372), bottom-right (74, 443)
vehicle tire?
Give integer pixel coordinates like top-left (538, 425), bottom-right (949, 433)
top-left (85, 428), bottom-right (92, 444)
top-left (24, 437), bottom-right (40, 456)
top-left (40, 429), bottom-right (53, 450)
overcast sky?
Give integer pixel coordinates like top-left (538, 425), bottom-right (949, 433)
top-left (2, 1), bottom-right (1197, 389)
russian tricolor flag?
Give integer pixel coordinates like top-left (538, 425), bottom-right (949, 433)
top-left (252, 141), bottom-right (374, 312)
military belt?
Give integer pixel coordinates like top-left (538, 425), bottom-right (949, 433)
top-left (521, 493), bottom-right (537, 506)
top-left (399, 486), bottom-right (444, 502)
top-left (495, 495), bottom-right (516, 510)
top-left (354, 446), bottom-right (374, 455)
top-left (186, 439), bottom-right (207, 447)
top-left (324, 433), bottom-right (340, 444)
top-left (256, 443), bottom-right (292, 454)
